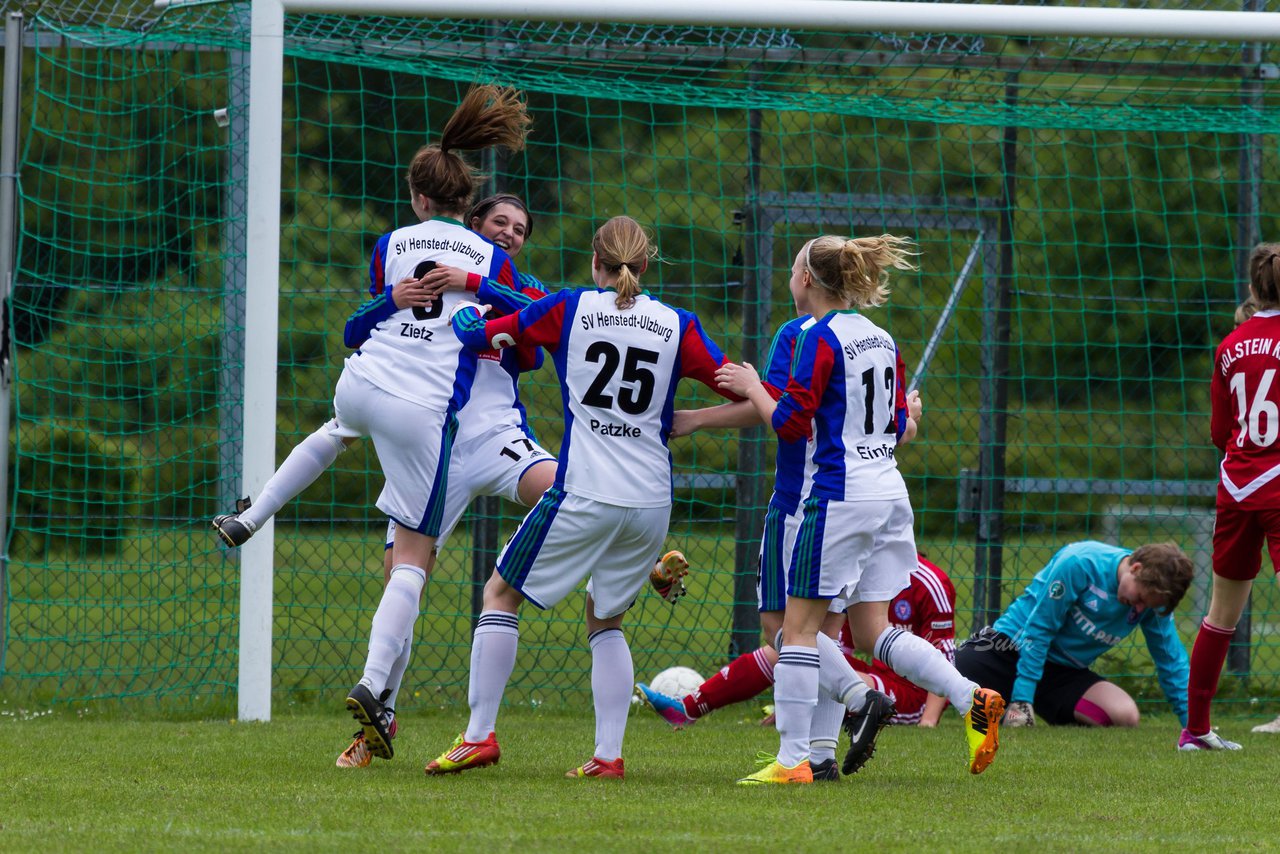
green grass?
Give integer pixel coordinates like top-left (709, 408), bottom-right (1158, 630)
top-left (8, 525), bottom-right (1280, 711)
top-left (2, 707), bottom-right (1275, 851)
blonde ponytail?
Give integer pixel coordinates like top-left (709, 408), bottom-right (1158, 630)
top-left (591, 216), bottom-right (656, 310)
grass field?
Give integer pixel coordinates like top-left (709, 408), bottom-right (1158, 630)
top-left (2, 706), bottom-right (1274, 851)
top-left (10, 524), bottom-right (1280, 712)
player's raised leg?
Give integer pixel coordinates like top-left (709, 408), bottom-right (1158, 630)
top-left (213, 419), bottom-right (354, 547)
top-left (851, 601), bottom-right (1003, 774)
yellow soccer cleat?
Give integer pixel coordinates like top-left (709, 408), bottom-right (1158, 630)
top-left (964, 687), bottom-right (1006, 775)
top-left (424, 732), bottom-right (501, 775)
top-left (736, 753), bottom-right (813, 785)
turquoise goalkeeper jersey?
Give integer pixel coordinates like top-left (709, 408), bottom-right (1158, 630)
top-left (991, 540), bottom-right (1189, 724)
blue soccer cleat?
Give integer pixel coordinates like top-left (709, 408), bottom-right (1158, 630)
top-left (635, 682), bottom-right (695, 729)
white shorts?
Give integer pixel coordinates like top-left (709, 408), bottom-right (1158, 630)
top-left (496, 489), bottom-right (670, 618)
top-left (790, 495), bottom-right (915, 605)
top-left (383, 423), bottom-right (554, 548)
top-left (332, 368), bottom-right (453, 535)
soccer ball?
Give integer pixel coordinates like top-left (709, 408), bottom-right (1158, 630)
top-left (648, 665), bottom-right (704, 698)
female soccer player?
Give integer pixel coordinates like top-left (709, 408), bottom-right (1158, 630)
top-left (637, 315), bottom-right (926, 780)
top-left (954, 540), bottom-right (1192, 729)
top-left (212, 192), bottom-right (550, 553)
top-left (1183, 243), bottom-right (1280, 751)
top-left (313, 84), bottom-right (536, 762)
top-left (717, 234), bottom-right (1006, 784)
top-left (427, 215), bottom-right (739, 780)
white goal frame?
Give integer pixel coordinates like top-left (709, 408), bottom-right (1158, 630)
top-left (160, 0), bottom-right (1280, 721)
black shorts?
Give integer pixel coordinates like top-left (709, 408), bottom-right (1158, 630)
top-left (954, 627), bottom-right (1105, 726)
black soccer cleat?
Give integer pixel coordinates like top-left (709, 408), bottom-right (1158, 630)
top-left (842, 689), bottom-right (896, 775)
top-left (810, 757), bottom-right (840, 782)
top-left (346, 682), bottom-right (394, 761)
top-left (212, 496), bottom-right (255, 548)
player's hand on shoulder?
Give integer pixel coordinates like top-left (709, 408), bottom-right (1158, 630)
top-left (1003, 700), bottom-right (1035, 727)
top-left (715, 361), bottom-right (760, 396)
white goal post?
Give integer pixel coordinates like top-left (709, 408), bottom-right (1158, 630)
top-left (171, 0), bottom-right (1280, 721)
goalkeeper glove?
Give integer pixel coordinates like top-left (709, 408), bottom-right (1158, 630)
top-left (1003, 700), bottom-right (1035, 727)
top-left (649, 550), bottom-right (690, 604)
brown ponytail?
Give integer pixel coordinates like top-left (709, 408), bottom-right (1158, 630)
top-left (405, 85), bottom-right (532, 216)
top-left (1247, 243), bottom-right (1280, 309)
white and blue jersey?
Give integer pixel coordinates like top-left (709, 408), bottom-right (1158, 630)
top-left (453, 287), bottom-right (738, 508)
top-left (770, 310), bottom-right (909, 502)
top-left (992, 540), bottom-right (1189, 721)
top-left (763, 316), bottom-right (815, 513)
top-left (757, 315), bottom-right (814, 612)
top-left (341, 216), bottom-right (520, 413)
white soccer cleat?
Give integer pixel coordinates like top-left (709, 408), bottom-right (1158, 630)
top-left (1177, 728), bottom-right (1242, 751)
top-left (1251, 715), bottom-right (1280, 734)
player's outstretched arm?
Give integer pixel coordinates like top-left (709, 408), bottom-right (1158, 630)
top-left (671, 400), bottom-right (762, 438)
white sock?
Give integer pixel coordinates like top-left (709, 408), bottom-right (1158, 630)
top-left (816, 632), bottom-right (869, 709)
top-left (809, 695), bottom-right (844, 764)
top-left (774, 646), bottom-right (820, 767)
top-left (589, 628), bottom-right (632, 762)
top-left (241, 422), bottom-right (346, 530)
top-left (383, 624), bottom-right (414, 711)
top-left (359, 564), bottom-right (425, 697)
top-left (875, 627), bottom-right (977, 713)
top-left (464, 610), bottom-right (520, 742)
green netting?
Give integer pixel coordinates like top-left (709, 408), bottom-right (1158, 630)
top-left (4, 3), bottom-right (1280, 714)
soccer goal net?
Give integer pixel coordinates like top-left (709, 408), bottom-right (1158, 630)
top-left (4, 0), bottom-right (1280, 717)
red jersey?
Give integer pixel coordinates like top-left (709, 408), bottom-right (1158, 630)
top-left (840, 555), bottom-right (956, 723)
top-left (1210, 310), bottom-right (1280, 510)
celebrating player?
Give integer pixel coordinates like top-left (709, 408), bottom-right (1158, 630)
top-left (1183, 243), bottom-right (1280, 751)
top-left (716, 234), bottom-right (1005, 784)
top-left (209, 187), bottom-right (563, 766)
top-left (638, 314), bottom-right (927, 781)
top-left (296, 85), bottom-right (539, 763)
top-left (426, 215), bottom-right (740, 780)
top-left (954, 540), bottom-right (1192, 729)
top-left (638, 553), bottom-right (958, 742)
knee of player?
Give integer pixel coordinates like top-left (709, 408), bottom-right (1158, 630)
top-left (1112, 705), bottom-right (1140, 727)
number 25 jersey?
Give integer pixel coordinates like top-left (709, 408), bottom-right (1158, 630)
top-left (456, 288), bottom-right (737, 508)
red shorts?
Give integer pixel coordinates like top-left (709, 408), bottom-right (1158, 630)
top-left (1212, 497), bottom-right (1280, 581)
top-left (847, 655), bottom-right (927, 725)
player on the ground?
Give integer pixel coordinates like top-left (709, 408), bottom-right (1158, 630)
top-left (954, 540), bottom-right (1192, 730)
top-left (425, 215), bottom-right (740, 780)
top-left (1183, 243), bottom-right (1280, 751)
top-left (638, 553), bottom-right (957, 736)
top-left (717, 234), bottom-right (1005, 784)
